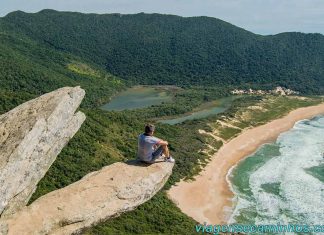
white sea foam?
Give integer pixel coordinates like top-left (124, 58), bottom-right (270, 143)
top-left (230, 115), bottom-right (324, 229)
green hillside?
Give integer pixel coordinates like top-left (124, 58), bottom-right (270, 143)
top-left (2, 9), bottom-right (324, 93)
top-left (0, 9), bottom-right (324, 234)
top-left (0, 18), bottom-right (125, 110)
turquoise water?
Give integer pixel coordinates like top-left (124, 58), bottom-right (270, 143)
top-left (159, 96), bottom-right (237, 125)
top-left (101, 86), bottom-right (173, 111)
top-left (228, 115), bottom-right (324, 230)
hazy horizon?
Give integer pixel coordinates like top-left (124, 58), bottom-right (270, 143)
top-left (1, 0), bottom-right (324, 35)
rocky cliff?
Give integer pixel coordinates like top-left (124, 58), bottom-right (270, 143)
top-left (0, 86), bottom-right (86, 218)
top-left (0, 87), bottom-right (174, 234)
top-left (1, 161), bottom-right (173, 235)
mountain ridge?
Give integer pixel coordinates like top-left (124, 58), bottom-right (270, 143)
top-left (6, 9), bottom-right (324, 36)
top-left (1, 10), bottom-right (323, 94)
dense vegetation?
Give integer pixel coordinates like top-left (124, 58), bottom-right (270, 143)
top-left (0, 9), bottom-right (323, 234)
top-left (2, 10), bottom-right (324, 93)
top-left (0, 23), bottom-right (125, 109)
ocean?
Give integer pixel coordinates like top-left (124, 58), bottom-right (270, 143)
top-left (228, 115), bottom-right (324, 229)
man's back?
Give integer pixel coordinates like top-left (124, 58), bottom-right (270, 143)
top-left (137, 133), bottom-right (160, 162)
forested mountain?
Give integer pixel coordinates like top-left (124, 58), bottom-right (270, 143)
top-left (1, 9), bottom-right (324, 234)
top-left (1, 9), bottom-right (324, 94)
top-left (0, 15), bottom-right (125, 111)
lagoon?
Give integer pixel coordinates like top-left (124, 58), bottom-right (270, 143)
top-left (101, 86), bottom-right (173, 111)
top-left (102, 86), bottom-right (238, 124)
top-left (159, 96), bottom-right (237, 125)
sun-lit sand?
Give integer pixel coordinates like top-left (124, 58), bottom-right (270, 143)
top-left (167, 102), bottom-right (324, 224)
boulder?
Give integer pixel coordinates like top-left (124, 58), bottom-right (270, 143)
top-left (0, 87), bottom-right (86, 217)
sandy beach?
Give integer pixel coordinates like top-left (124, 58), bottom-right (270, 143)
top-left (167, 102), bottom-right (324, 225)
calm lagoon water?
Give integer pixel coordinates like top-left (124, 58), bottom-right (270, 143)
top-left (102, 86), bottom-right (238, 124)
top-left (101, 86), bottom-right (173, 111)
top-left (228, 115), bottom-right (324, 228)
top-left (159, 96), bottom-right (237, 125)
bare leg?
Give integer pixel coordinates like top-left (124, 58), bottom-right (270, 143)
top-left (162, 145), bottom-right (170, 158)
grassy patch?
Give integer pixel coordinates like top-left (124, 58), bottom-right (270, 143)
top-left (68, 62), bottom-right (101, 78)
top-left (218, 127), bottom-right (241, 140)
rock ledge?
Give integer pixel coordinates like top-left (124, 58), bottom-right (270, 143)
top-left (1, 161), bottom-right (174, 235)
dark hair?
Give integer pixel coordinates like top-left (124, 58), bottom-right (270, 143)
top-left (144, 124), bottom-right (155, 134)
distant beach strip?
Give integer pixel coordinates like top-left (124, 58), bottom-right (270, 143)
top-left (168, 102), bottom-right (324, 225)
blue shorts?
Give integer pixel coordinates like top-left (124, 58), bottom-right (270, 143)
top-left (140, 146), bottom-right (164, 163)
top-left (144, 146), bottom-right (163, 163)
top-left (151, 145), bottom-right (164, 160)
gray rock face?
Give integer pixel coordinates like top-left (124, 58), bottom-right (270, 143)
top-left (0, 87), bottom-right (86, 218)
top-left (1, 161), bottom-right (174, 235)
top-left (0, 87), bottom-right (174, 235)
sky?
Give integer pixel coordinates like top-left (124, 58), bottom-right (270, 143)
top-left (1, 0), bottom-right (324, 35)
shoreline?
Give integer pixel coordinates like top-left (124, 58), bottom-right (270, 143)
top-left (167, 102), bottom-right (324, 224)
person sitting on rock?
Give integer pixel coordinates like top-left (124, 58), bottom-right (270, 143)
top-left (137, 124), bottom-right (175, 163)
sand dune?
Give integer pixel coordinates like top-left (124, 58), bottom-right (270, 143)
top-left (168, 102), bottom-right (324, 224)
